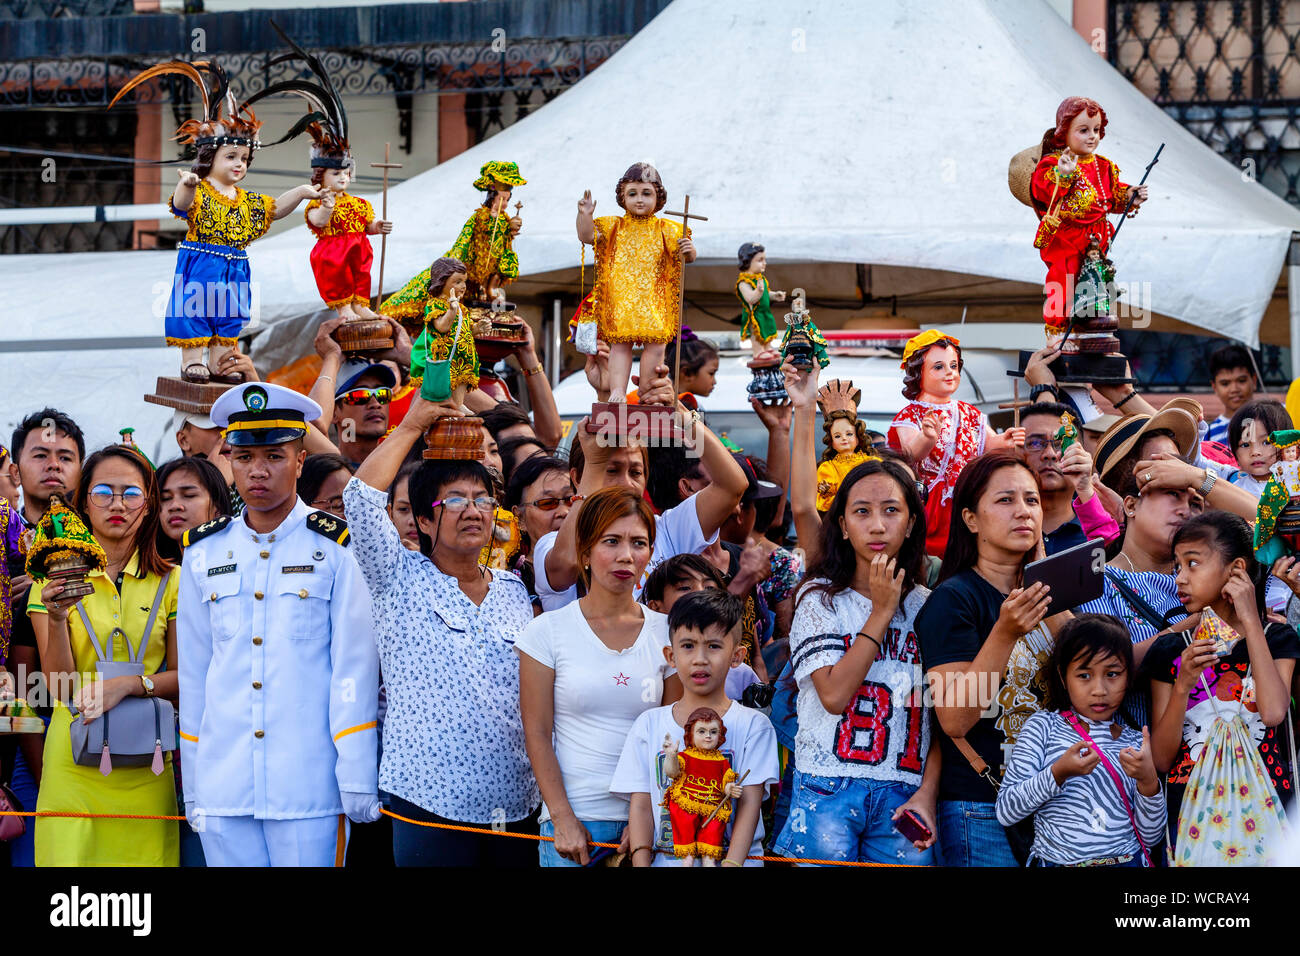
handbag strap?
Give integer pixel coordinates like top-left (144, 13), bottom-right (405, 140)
top-left (74, 573), bottom-right (169, 665)
top-left (951, 734), bottom-right (1002, 793)
top-left (1061, 711), bottom-right (1154, 867)
top-left (1106, 569), bottom-right (1179, 632)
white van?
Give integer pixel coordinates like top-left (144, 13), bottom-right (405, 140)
top-left (549, 324), bottom-right (1032, 457)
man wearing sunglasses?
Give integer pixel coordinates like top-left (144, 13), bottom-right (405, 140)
top-left (177, 382), bottom-right (380, 866)
top-left (332, 360), bottom-right (398, 466)
top-left (1018, 401), bottom-right (1119, 556)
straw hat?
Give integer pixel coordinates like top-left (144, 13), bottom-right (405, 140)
top-left (1158, 396), bottom-right (1205, 424)
top-left (1094, 408), bottom-right (1200, 486)
top-left (1008, 143), bottom-right (1042, 207)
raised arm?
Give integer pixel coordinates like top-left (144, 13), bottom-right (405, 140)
top-left (309, 317), bottom-right (347, 433)
top-left (687, 414), bottom-right (747, 540)
top-left (753, 397), bottom-right (792, 531)
top-left (354, 392), bottom-right (457, 494)
top-left (272, 184), bottom-right (325, 221)
top-left (926, 583), bottom-right (1051, 739)
top-left (781, 358), bottom-right (822, 566)
top-left (542, 417), bottom-right (610, 593)
top-left (171, 169), bottom-right (199, 214)
top-left (513, 321), bottom-right (562, 449)
top-left (576, 190), bottom-right (596, 245)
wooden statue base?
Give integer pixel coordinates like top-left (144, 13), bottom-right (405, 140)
top-left (1009, 350), bottom-right (1133, 385)
top-left (470, 302), bottom-right (526, 363)
top-left (143, 376), bottom-right (235, 415)
top-left (424, 416), bottom-right (486, 460)
top-left (333, 317), bottom-right (395, 355)
top-left (584, 402), bottom-right (685, 444)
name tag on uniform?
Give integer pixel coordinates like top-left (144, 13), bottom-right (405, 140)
top-left (281, 565), bottom-right (315, 574)
top-left (207, 564), bottom-right (237, 576)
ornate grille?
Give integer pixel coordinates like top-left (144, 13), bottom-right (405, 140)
top-left (0, 0), bottom-right (132, 17)
top-left (0, 108), bottom-right (135, 254)
top-left (0, 38), bottom-right (628, 111)
top-left (1110, 0), bottom-right (1300, 202)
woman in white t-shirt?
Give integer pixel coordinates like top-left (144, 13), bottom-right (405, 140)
top-left (772, 458), bottom-right (941, 866)
top-left (517, 486), bottom-right (684, 866)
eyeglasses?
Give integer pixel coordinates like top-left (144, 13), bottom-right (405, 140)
top-left (89, 484), bottom-right (146, 509)
top-left (311, 496), bottom-right (345, 513)
top-left (1023, 437), bottom-right (1065, 453)
top-left (522, 494), bottom-right (577, 512)
top-left (339, 388), bottom-right (393, 405)
top-left (431, 495), bottom-right (497, 513)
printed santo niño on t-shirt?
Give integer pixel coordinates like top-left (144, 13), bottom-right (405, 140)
top-left (610, 702), bottom-right (779, 866)
top-left (788, 580), bottom-right (931, 785)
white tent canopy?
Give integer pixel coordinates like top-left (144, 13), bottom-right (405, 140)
top-left (4, 0), bottom-right (1299, 454)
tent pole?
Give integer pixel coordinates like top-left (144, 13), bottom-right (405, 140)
top-left (549, 297), bottom-right (562, 386)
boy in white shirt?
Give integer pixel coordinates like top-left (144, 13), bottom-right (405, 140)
top-left (611, 589), bottom-right (778, 866)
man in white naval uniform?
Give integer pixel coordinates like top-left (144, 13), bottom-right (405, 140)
top-left (178, 382), bottom-right (380, 866)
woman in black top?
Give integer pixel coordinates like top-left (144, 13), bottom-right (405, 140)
top-left (916, 451), bottom-right (1070, 866)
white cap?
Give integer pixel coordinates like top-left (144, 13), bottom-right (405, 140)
top-left (210, 383), bottom-right (322, 446)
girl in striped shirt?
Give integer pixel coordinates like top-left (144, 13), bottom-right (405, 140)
top-left (996, 614), bottom-right (1165, 867)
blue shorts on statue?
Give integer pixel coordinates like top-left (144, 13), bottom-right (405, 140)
top-left (164, 241), bottom-right (252, 347)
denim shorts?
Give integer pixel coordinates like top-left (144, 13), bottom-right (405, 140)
top-left (538, 819), bottom-right (626, 868)
top-left (936, 800), bottom-right (1018, 867)
top-left (772, 770), bottom-right (936, 866)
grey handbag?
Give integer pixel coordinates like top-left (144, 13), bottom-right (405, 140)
top-left (68, 575), bottom-right (176, 776)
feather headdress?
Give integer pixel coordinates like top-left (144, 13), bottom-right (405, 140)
top-left (109, 59), bottom-right (262, 149)
top-left (242, 21), bottom-right (351, 168)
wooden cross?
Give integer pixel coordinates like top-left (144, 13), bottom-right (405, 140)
top-left (662, 195), bottom-right (708, 397)
top-left (369, 142), bottom-right (402, 308)
top-left (998, 379), bottom-right (1031, 428)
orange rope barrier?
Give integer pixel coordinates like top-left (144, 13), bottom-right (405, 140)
top-left (0, 807), bottom-right (912, 866)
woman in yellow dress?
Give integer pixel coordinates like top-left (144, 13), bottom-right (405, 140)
top-left (30, 445), bottom-right (179, 866)
top-left (575, 163), bottom-right (697, 402)
top-left (816, 412), bottom-right (877, 512)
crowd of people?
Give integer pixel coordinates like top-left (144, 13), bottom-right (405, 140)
top-left (0, 325), bottom-right (1297, 869)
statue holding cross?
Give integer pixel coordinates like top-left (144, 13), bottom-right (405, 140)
top-left (575, 162), bottom-right (697, 406)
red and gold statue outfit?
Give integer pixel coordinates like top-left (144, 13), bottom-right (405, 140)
top-left (305, 192), bottom-right (376, 310)
top-left (1029, 96), bottom-right (1133, 337)
top-left (663, 747), bottom-right (737, 860)
top-left (1032, 154), bottom-right (1130, 335)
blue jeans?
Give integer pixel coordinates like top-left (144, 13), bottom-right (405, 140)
top-left (936, 800), bottom-right (1018, 867)
top-left (7, 720), bottom-right (46, 868)
top-left (537, 818), bottom-right (626, 868)
top-left (772, 770), bottom-right (936, 866)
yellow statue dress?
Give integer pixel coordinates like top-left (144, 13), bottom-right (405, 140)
top-left (591, 212), bottom-right (687, 345)
top-left (817, 452), bottom-right (876, 512)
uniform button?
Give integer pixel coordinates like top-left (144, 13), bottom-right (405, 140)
top-left (254, 591), bottom-right (264, 600)
top-left (252, 636), bottom-right (263, 646)
top-left (210, 593), bottom-right (217, 601)
top-left (298, 589), bottom-right (308, 599)
top-left (252, 681), bottom-right (262, 690)
top-left (254, 730), bottom-right (264, 738)
top-left (260, 551), bottom-right (269, 559)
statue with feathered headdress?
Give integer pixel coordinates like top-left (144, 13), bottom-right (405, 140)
top-left (242, 23), bottom-right (395, 346)
top-left (109, 56), bottom-right (325, 384)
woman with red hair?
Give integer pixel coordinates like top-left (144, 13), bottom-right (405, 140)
top-left (1030, 96), bottom-right (1148, 344)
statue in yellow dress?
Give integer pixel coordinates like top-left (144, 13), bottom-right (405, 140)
top-left (575, 163), bottom-right (697, 402)
top-left (447, 161), bottom-right (525, 304)
top-left (815, 379), bottom-right (877, 511)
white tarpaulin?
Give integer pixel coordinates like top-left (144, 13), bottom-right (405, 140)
top-left (3, 0), bottom-right (1299, 453)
